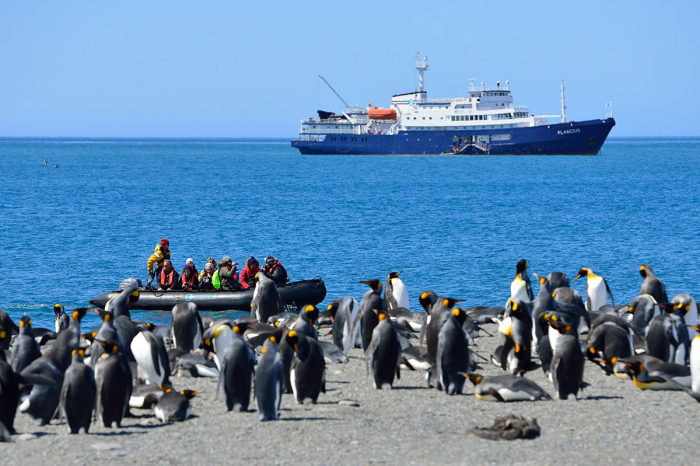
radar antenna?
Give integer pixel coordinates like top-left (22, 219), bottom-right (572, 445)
top-left (414, 53), bottom-right (429, 92)
top-left (561, 80), bottom-right (567, 123)
top-left (318, 75), bottom-right (350, 109)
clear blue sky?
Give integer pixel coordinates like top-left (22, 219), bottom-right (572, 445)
top-left (1, 1), bottom-right (697, 137)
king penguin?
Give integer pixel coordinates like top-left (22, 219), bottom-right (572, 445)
top-left (627, 295), bottom-right (661, 336)
top-left (131, 329), bottom-right (170, 386)
top-left (286, 330), bottom-right (326, 404)
top-left (251, 273), bottom-right (281, 323)
top-left (105, 286), bottom-right (140, 319)
top-left (60, 348), bottom-right (96, 433)
top-left (0, 310), bottom-right (18, 350)
top-left (254, 336), bottom-right (284, 421)
top-left (671, 293), bottom-right (698, 339)
top-left (54, 304), bottom-right (70, 333)
top-left (436, 308), bottom-right (471, 394)
top-left (510, 259), bottom-right (534, 302)
top-left (0, 325), bottom-right (19, 434)
top-left (385, 271), bottom-right (410, 310)
top-left (426, 298), bottom-right (462, 370)
top-left (201, 319), bottom-right (236, 370)
top-left (467, 373), bottom-right (551, 402)
top-left (328, 297), bottom-right (359, 355)
top-left (155, 388), bottom-right (198, 422)
top-left (218, 325), bottom-right (255, 412)
top-left (499, 298), bottom-right (533, 376)
top-left (573, 267), bottom-right (615, 312)
top-left (171, 302), bottom-right (203, 351)
top-left (550, 332), bottom-right (585, 400)
top-left (353, 279), bottom-right (385, 351)
top-left (11, 315), bottom-right (41, 375)
top-left (639, 264), bottom-right (668, 304)
top-left (365, 309), bottom-right (401, 390)
top-left (95, 339), bottom-right (132, 428)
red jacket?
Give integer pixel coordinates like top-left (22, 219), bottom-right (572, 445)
top-left (240, 266), bottom-right (259, 290)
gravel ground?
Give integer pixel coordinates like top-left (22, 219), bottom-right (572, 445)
top-left (4, 323), bottom-right (700, 466)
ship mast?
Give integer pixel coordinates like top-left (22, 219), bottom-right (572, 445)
top-left (561, 79), bottom-right (567, 123)
top-left (415, 53), bottom-right (429, 93)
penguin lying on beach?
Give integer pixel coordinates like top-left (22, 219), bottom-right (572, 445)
top-left (466, 373), bottom-right (551, 402)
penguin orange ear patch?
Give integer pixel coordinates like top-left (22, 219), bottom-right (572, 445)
top-left (420, 292), bottom-right (429, 299)
top-left (270, 336), bottom-right (277, 344)
top-left (305, 305), bottom-right (315, 312)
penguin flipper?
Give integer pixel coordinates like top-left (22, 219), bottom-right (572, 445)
top-left (364, 333), bottom-right (380, 376)
top-left (659, 377), bottom-right (700, 402)
top-left (487, 387), bottom-right (505, 402)
top-left (604, 278), bottom-right (615, 306)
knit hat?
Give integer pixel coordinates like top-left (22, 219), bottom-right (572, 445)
top-left (186, 258), bottom-right (194, 264)
top-left (222, 255), bottom-right (232, 264)
top-left (183, 265), bottom-right (194, 273)
top-left (160, 238), bottom-right (169, 246)
top-left (247, 256), bottom-right (259, 267)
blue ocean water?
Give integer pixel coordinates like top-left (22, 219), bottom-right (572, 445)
top-left (1, 137), bottom-right (699, 330)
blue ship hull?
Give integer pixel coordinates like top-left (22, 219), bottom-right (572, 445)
top-left (292, 118), bottom-right (615, 155)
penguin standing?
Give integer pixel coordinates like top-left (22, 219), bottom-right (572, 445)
top-left (218, 326), bottom-right (255, 412)
top-left (251, 273), bottom-right (280, 323)
top-left (19, 308), bottom-right (89, 425)
top-left (425, 297), bottom-right (461, 369)
top-left (418, 290), bottom-right (438, 345)
top-left (550, 333), bottom-right (585, 400)
top-left (90, 309), bottom-right (123, 369)
top-left (155, 389), bottom-right (198, 422)
top-left (639, 264), bottom-right (668, 304)
top-left (201, 320), bottom-right (236, 370)
top-left (54, 304), bottom-right (70, 333)
top-left (171, 302), bottom-right (203, 351)
top-left (627, 295), bottom-right (661, 336)
top-left (547, 272), bottom-right (570, 291)
top-left (0, 326), bottom-right (19, 434)
top-left (510, 259), bottom-right (533, 302)
top-left (572, 268), bottom-right (614, 312)
top-left (499, 298), bottom-right (533, 376)
top-left (689, 331), bottom-right (700, 395)
top-left (353, 279), bottom-right (385, 351)
top-left (11, 315), bottom-right (41, 374)
top-left (286, 330), bottom-right (326, 404)
top-left (671, 294), bottom-right (698, 339)
top-left (60, 348), bottom-right (96, 434)
top-left (95, 339), bottom-right (132, 428)
top-left (436, 308), bottom-right (471, 395)
top-left (328, 297), bottom-right (359, 354)
top-left (365, 309), bottom-right (401, 390)
top-left (467, 374), bottom-right (551, 402)
top-left (385, 271), bottom-right (410, 310)
top-left (646, 314), bottom-right (680, 363)
top-left (130, 329), bottom-right (169, 386)
top-left (254, 336), bottom-right (284, 421)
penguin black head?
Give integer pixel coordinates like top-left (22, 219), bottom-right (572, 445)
top-left (303, 305), bottom-right (320, 325)
top-left (360, 279), bottom-right (382, 291)
top-left (622, 360), bottom-right (644, 376)
top-left (95, 339), bottom-right (120, 354)
top-left (441, 298), bottom-right (463, 309)
top-left (505, 298), bottom-right (525, 315)
top-left (572, 268), bottom-right (589, 282)
top-left (286, 330), bottom-right (300, 352)
top-left (639, 264), bottom-right (652, 279)
top-left (94, 308), bottom-right (112, 323)
top-left (533, 274), bottom-right (550, 289)
top-left (179, 390), bottom-right (199, 400)
top-left (387, 271), bottom-right (403, 280)
top-left (54, 304), bottom-right (64, 318)
top-left (19, 315), bottom-right (33, 329)
top-left (71, 308), bottom-right (91, 323)
top-left (671, 294), bottom-right (694, 315)
top-left (374, 309), bottom-right (390, 321)
top-left (465, 373), bottom-right (483, 386)
top-left (516, 259), bottom-right (528, 276)
top-left (327, 300), bottom-right (340, 319)
top-left (452, 308), bottom-right (468, 326)
top-left (543, 312), bottom-right (574, 334)
top-left (72, 348), bottom-right (87, 359)
top-left (419, 291), bottom-right (437, 313)
top-left (145, 322), bottom-right (156, 332)
top-left (128, 290), bottom-right (140, 306)
top-left (200, 337), bottom-right (214, 352)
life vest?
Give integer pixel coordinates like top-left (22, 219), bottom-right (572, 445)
top-left (267, 262), bottom-right (290, 283)
top-left (160, 268), bottom-right (175, 287)
top-left (212, 270), bottom-right (221, 289)
top-left (182, 273), bottom-right (196, 288)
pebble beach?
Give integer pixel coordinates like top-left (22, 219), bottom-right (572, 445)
top-left (4, 325), bottom-right (698, 466)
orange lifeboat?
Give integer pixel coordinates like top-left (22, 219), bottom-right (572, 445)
top-left (368, 106), bottom-right (397, 120)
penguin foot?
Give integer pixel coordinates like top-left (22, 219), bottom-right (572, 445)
top-left (381, 383), bottom-right (393, 390)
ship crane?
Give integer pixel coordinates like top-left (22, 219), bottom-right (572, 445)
top-left (318, 75), bottom-right (350, 110)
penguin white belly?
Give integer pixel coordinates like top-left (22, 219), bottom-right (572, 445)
top-left (671, 375), bottom-right (692, 388)
top-left (548, 326), bottom-right (561, 355)
top-left (510, 280), bottom-right (529, 303)
top-left (390, 279), bottom-right (410, 310)
top-left (129, 396), bottom-right (146, 408)
top-left (587, 276), bottom-right (607, 311)
top-left (497, 388), bottom-right (537, 401)
top-left (686, 299), bottom-right (698, 338)
top-left (691, 339), bottom-right (700, 393)
top-left (405, 358), bottom-right (431, 371)
top-left (154, 406), bottom-right (165, 422)
top-left (131, 333), bottom-right (160, 384)
top-left (290, 367), bottom-right (299, 403)
top-left (498, 317), bottom-right (513, 337)
top-left (213, 329), bottom-right (234, 370)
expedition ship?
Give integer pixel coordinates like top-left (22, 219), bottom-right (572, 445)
top-left (291, 55), bottom-right (615, 155)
